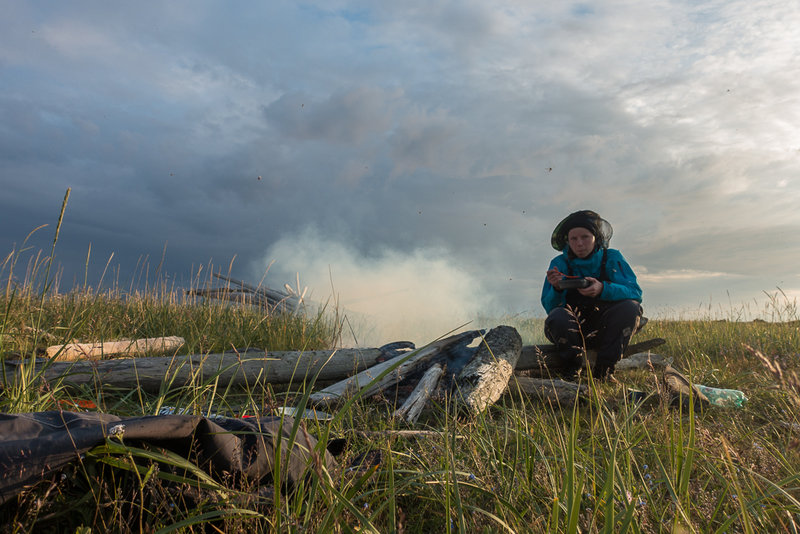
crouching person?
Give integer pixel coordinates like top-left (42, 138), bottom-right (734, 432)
top-left (541, 210), bottom-right (643, 379)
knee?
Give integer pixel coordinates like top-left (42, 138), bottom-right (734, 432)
top-left (600, 300), bottom-right (642, 336)
top-left (545, 307), bottom-right (579, 342)
top-left (613, 300), bottom-right (643, 322)
top-left (547, 307), bottom-right (575, 323)
top-left (546, 307), bottom-right (579, 330)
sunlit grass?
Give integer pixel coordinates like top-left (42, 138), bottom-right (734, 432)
top-left (1, 206), bottom-right (799, 531)
top-left (4, 283), bottom-right (798, 531)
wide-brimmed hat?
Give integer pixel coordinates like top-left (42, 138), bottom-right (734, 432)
top-left (551, 210), bottom-right (613, 251)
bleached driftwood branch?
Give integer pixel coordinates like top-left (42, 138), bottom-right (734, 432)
top-left (614, 351), bottom-right (673, 371)
top-left (393, 363), bottom-right (444, 424)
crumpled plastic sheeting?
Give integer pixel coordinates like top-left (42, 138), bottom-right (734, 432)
top-left (0, 411), bottom-right (336, 505)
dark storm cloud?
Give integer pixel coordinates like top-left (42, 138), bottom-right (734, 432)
top-left (1, 0), bottom-right (799, 328)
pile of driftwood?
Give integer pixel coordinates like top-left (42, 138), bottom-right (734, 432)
top-left (308, 326), bottom-right (667, 421)
top-left (3, 325), bottom-right (667, 423)
top-left (187, 273), bottom-right (305, 314)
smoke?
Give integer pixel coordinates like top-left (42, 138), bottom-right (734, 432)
top-left (254, 227), bottom-right (493, 347)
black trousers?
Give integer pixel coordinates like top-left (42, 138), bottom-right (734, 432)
top-left (544, 299), bottom-right (643, 378)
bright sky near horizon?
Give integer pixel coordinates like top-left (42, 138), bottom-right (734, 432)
top-left (1, 1), bottom-right (799, 343)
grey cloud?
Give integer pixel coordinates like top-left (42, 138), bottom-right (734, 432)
top-left (637, 224), bottom-right (800, 278)
top-left (263, 87), bottom-right (400, 144)
top-left (366, 1), bottom-right (503, 60)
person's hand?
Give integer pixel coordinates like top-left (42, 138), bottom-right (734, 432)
top-left (577, 277), bottom-right (603, 298)
top-left (546, 268), bottom-right (563, 290)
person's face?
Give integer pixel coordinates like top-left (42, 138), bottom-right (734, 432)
top-left (567, 227), bottom-right (596, 259)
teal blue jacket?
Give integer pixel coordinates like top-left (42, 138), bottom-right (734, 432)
top-left (541, 247), bottom-right (642, 314)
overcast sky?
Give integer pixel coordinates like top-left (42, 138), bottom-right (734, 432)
top-left (2, 1), bottom-right (799, 344)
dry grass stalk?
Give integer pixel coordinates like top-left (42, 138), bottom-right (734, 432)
top-left (745, 343), bottom-right (800, 408)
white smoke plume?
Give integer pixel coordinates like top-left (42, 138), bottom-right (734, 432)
top-left (254, 228), bottom-right (492, 347)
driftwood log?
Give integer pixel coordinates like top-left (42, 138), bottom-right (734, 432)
top-left (46, 336), bottom-right (185, 361)
top-left (614, 351), bottom-right (673, 371)
top-left (1, 347), bottom-right (402, 393)
top-left (509, 377), bottom-right (588, 406)
top-left (456, 326), bottom-right (522, 415)
top-left (308, 331), bottom-right (481, 409)
top-left (514, 338), bottom-right (666, 376)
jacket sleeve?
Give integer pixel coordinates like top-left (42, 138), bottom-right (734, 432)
top-left (541, 257), bottom-right (567, 314)
top-left (599, 250), bottom-right (642, 302)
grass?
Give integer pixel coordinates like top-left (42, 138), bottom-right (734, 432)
top-left (1, 214), bottom-right (799, 531)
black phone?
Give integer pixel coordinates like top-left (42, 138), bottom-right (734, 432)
top-left (559, 278), bottom-right (591, 289)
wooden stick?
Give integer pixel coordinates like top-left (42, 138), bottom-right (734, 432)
top-left (351, 430), bottom-right (465, 439)
top-left (393, 363), bottom-right (444, 424)
top-left (46, 336), bottom-right (185, 361)
top-left (308, 330), bottom-right (481, 409)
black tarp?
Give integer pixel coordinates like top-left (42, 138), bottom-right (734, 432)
top-left (0, 411), bottom-right (336, 505)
